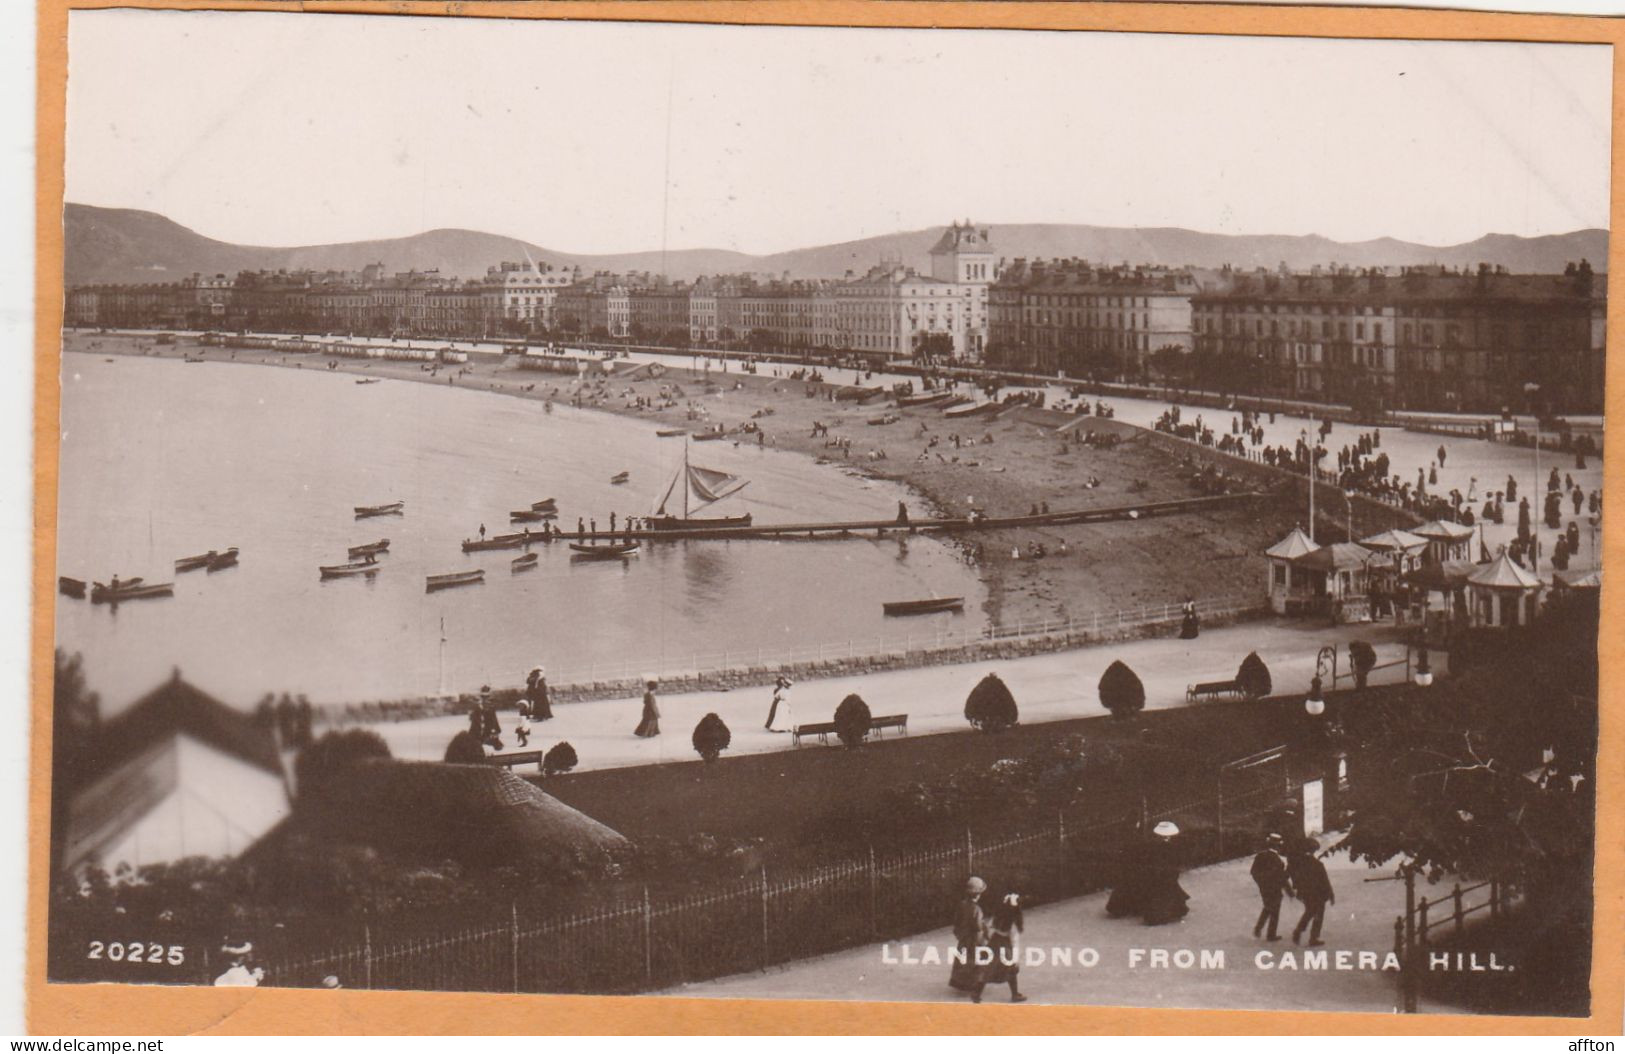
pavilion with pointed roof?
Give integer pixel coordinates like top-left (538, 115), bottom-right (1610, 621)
top-left (1264, 526), bottom-right (1319, 615)
top-left (1413, 520), bottom-right (1476, 563)
top-left (1466, 551), bottom-right (1544, 628)
top-left (1290, 542), bottom-right (1380, 623)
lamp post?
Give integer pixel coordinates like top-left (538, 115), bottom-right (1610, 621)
top-left (1413, 645), bottom-right (1433, 687)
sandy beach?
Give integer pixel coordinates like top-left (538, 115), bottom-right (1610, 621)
top-left (63, 330), bottom-right (1304, 629)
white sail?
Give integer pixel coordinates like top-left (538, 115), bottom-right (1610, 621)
top-left (652, 447), bottom-right (749, 517)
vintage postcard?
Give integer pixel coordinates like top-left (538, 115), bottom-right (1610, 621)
top-left (28, 0), bottom-right (1624, 1035)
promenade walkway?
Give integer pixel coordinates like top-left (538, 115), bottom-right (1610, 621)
top-left (367, 616), bottom-right (1424, 772)
top-left (674, 846), bottom-right (1457, 1015)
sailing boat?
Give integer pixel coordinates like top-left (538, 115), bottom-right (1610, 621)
top-left (648, 439), bottom-right (753, 530)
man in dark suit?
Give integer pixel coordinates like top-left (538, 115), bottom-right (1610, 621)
top-left (1288, 840), bottom-right (1335, 946)
top-left (1250, 832), bottom-right (1289, 941)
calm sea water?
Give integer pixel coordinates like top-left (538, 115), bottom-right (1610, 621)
top-left (56, 353), bottom-right (984, 710)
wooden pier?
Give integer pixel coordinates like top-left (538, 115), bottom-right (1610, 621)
top-left (551, 491), bottom-right (1262, 543)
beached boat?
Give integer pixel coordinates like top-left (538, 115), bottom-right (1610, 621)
top-left (355, 378), bottom-right (381, 385)
top-left (867, 413), bottom-right (900, 426)
top-left (320, 561), bottom-right (380, 579)
top-left (944, 402), bottom-right (998, 419)
top-left (426, 569), bottom-right (485, 592)
top-left (90, 580), bottom-right (174, 604)
top-left (897, 391), bottom-right (953, 408)
top-left (691, 430), bottom-right (728, 442)
top-left (58, 577), bottom-right (86, 599)
top-left (883, 596), bottom-right (965, 616)
top-left (182, 355), bottom-right (206, 364)
top-left (647, 440), bottom-right (752, 531)
top-left (348, 539), bottom-right (390, 558)
top-left (656, 428), bottom-right (688, 438)
top-left (205, 548), bottom-right (240, 572)
top-left (355, 501), bottom-right (405, 518)
top-left (569, 542), bottom-right (640, 559)
top-left (610, 471), bottom-right (630, 484)
top-left (511, 553), bottom-right (539, 572)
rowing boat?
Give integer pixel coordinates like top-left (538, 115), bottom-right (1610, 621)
top-left (426, 569), bottom-right (485, 592)
top-left (882, 596), bottom-right (965, 616)
top-left (90, 580), bottom-right (175, 604)
top-left (656, 428), bottom-right (687, 437)
top-left (320, 561), bottom-right (380, 579)
top-left (58, 577), bottom-right (86, 599)
top-left (943, 402), bottom-right (997, 419)
top-left (897, 391), bottom-right (954, 408)
top-left (610, 471), bottom-right (630, 484)
top-left (512, 553), bottom-right (539, 572)
top-left (355, 501), bottom-right (405, 518)
top-left (509, 509), bottom-right (555, 523)
top-left (205, 548), bottom-right (240, 572)
top-left (355, 378), bottom-right (380, 385)
top-left (175, 551), bottom-right (215, 572)
top-left (531, 498), bottom-right (557, 511)
top-left (568, 542), bottom-right (640, 559)
top-left (348, 539), bottom-right (390, 558)
top-left (462, 533), bottom-right (536, 552)
top-left (691, 431), bottom-right (728, 442)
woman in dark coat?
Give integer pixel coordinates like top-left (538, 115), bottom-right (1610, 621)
top-left (983, 892), bottom-right (1028, 1003)
top-left (634, 676), bottom-right (661, 738)
top-left (526, 666), bottom-right (553, 722)
top-left (949, 876), bottom-right (989, 999)
top-left (1179, 597), bottom-right (1200, 639)
top-left (1140, 821), bottom-right (1191, 925)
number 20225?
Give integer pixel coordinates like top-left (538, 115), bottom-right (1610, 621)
top-left (87, 940), bottom-right (185, 966)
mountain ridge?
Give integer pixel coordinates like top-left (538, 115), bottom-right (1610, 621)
top-left (63, 203), bottom-right (1609, 286)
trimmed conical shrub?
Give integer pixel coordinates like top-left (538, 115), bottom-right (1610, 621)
top-left (1237, 652), bottom-right (1272, 699)
top-left (833, 694), bottom-right (873, 748)
top-left (1098, 660), bottom-right (1145, 718)
top-left (965, 673), bottom-right (1019, 733)
top-left (542, 741), bottom-right (578, 776)
top-left (692, 712), bottom-right (732, 762)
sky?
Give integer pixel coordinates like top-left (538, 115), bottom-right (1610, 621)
top-left (64, 10), bottom-right (1613, 255)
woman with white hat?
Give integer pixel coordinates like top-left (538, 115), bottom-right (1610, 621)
top-left (212, 940), bottom-right (264, 987)
top-left (634, 675), bottom-right (661, 738)
top-left (764, 673), bottom-right (794, 733)
top-left (1141, 821), bottom-right (1191, 925)
top-left (949, 876), bottom-right (989, 999)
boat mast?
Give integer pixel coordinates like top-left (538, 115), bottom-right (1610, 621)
top-left (683, 437), bottom-right (690, 519)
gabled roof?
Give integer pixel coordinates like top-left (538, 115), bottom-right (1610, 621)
top-left (1265, 527), bottom-right (1319, 560)
top-left (1414, 520), bottom-right (1476, 541)
top-left (85, 672), bottom-right (281, 783)
top-left (929, 223), bottom-right (994, 256)
top-left (1359, 528), bottom-right (1430, 553)
top-left (1293, 542), bottom-right (1377, 572)
top-left (1468, 552), bottom-right (1542, 590)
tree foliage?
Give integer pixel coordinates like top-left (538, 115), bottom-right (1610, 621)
top-left (443, 730), bottom-right (488, 764)
top-left (543, 741), bottom-right (579, 777)
top-left (833, 694), bottom-right (873, 748)
top-left (1098, 660), bottom-right (1145, 718)
top-left (964, 673), bottom-right (1018, 733)
top-left (1236, 652), bottom-right (1272, 699)
top-left (692, 712), bottom-right (731, 763)
top-left (295, 729), bottom-right (391, 799)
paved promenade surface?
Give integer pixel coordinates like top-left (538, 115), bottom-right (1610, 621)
top-left (366, 616), bottom-right (1420, 771)
top-left (673, 846), bottom-right (1458, 1016)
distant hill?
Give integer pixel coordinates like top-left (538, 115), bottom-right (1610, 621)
top-left (63, 203), bottom-right (1608, 286)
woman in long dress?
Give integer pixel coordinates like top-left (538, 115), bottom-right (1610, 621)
top-left (527, 666), bottom-right (553, 722)
top-left (982, 892), bottom-right (1028, 1003)
top-left (634, 676), bottom-right (661, 738)
top-left (949, 877), bottom-right (989, 999)
top-left (764, 675), bottom-right (794, 732)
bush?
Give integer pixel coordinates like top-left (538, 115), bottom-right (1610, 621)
top-left (443, 730), bottom-right (487, 764)
top-left (833, 694), bottom-right (873, 748)
top-left (1237, 652), bottom-right (1272, 699)
top-left (295, 729), bottom-right (391, 799)
top-left (542, 741), bottom-right (578, 776)
top-left (964, 673), bottom-right (1018, 733)
top-left (1098, 660), bottom-right (1145, 719)
top-left (692, 712), bottom-right (731, 762)
top-left (1348, 641), bottom-right (1377, 689)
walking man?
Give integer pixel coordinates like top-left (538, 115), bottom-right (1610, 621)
top-left (1250, 833), bottom-right (1289, 941)
top-left (1288, 840), bottom-right (1335, 946)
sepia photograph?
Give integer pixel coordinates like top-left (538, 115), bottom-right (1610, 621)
top-left (40, 6), bottom-right (1610, 1024)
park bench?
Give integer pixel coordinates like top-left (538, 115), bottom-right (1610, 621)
top-left (1185, 680), bottom-right (1246, 705)
top-left (488, 750), bottom-right (544, 771)
top-left (792, 713), bottom-right (909, 747)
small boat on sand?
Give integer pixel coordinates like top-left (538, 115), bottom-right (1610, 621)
top-left (58, 577), bottom-right (86, 599)
top-left (867, 413), bottom-right (900, 426)
top-left (91, 580), bottom-right (174, 604)
top-left (348, 539), bottom-right (390, 558)
top-left (183, 355), bottom-right (205, 364)
top-left (944, 402), bottom-right (998, 419)
top-left (355, 378), bottom-right (381, 385)
top-left (691, 430), bottom-right (728, 442)
top-left (427, 569), bottom-right (485, 592)
top-left (610, 471), bottom-right (630, 484)
top-left (205, 548), bottom-right (239, 572)
top-left (569, 542), bottom-right (640, 559)
top-left (512, 553), bottom-right (539, 572)
top-left (320, 561), bottom-right (380, 579)
top-left (355, 501), bottom-right (405, 518)
top-left (656, 428), bottom-right (688, 438)
top-left (883, 596), bottom-right (965, 616)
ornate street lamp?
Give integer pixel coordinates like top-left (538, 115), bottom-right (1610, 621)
top-left (1413, 646), bottom-right (1433, 687)
top-left (1305, 675), bottom-right (1326, 717)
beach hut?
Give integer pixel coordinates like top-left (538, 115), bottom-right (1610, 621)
top-left (1413, 520), bottom-right (1476, 563)
top-left (1466, 551), bottom-right (1543, 629)
top-left (1291, 542), bottom-right (1379, 624)
top-left (1359, 528), bottom-right (1430, 571)
top-left (1264, 527), bottom-right (1320, 615)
